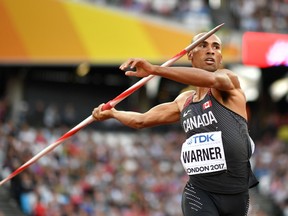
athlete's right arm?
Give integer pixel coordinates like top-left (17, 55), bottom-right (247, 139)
top-left (92, 102), bottom-right (179, 129)
top-left (92, 91), bottom-right (192, 129)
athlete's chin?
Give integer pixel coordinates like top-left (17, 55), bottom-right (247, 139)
top-left (204, 65), bottom-right (217, 72)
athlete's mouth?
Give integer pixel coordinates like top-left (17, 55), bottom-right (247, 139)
top-left (205, 58), bottom-right (215, 64)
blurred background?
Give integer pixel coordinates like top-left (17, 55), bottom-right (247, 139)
top-left (0, 0), bottom-right (288, 215)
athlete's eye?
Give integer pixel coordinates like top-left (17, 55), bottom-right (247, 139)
top-left (199, 43), bottom-right (207, 48)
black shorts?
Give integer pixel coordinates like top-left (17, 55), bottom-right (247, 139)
top-left (181, 182), bottom-right (249, 216)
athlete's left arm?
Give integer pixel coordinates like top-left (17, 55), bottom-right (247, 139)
top-left (122, 60), bottom-right (238, 91)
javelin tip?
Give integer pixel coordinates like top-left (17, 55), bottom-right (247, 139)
top-left (213, 23), bottom-right (225, 31)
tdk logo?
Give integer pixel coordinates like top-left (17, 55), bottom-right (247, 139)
top-left (188, 134), bottom-right (215, 145)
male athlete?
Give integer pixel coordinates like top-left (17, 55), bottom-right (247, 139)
top-left (92, 33), bottom-right (258, 215)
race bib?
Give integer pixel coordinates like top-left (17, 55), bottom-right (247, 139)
top-left (181, 131), bottom-right (227, 175)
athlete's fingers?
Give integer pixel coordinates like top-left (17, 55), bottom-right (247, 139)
top-left (120, 58), bottom-right (145, 71)
top-left (125, 70), bottom-right (138, 77)
top-left (129, 58), bottom-right (142, 69)
top-left (119, 58), bottom-right (135, 70)
top-left (92, 108), bottom-right (99, 121)
top-left (92, 103), bottom-right (104, 121)
top-left (120, 58), bottom-right (151, 78)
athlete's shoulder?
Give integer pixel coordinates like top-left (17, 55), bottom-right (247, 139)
top-left (215, 68), bottom-right (238, 77)
top-left (175, 90), bottom-right (195, 111)
top-left (215, 68), bottom-right (241, 90)
top-left (177, 90), bottom-right (195, 100)
top-left (215, 68), bottom-right (233, 74)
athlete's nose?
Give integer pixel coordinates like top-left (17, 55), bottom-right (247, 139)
top-left (206, 46), bottom-right (215, 55)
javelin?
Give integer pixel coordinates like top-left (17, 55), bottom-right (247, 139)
top-left (0, 23), bottom-right (224, 186)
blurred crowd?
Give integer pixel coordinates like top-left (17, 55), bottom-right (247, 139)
top-left (0, 98), bottom-right (287, 216)
top-left (229, 0), bottom-right (288, 33)
top-left (251, 112), bottom-right (288, 216)
top-left (0, 124), bottom-right (186, 216)
top-left (78, 0), bottom-right (288, 33)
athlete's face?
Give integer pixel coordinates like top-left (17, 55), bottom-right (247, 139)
top-left (188, 34), bottom-right (222, 72)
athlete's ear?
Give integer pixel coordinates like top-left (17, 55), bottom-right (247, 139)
top-left (187, 51), bottom-right (193, 60)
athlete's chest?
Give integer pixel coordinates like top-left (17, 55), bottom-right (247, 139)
top-left (181, 95), bottom-right (218, 133)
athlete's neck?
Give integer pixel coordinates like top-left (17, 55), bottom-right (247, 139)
top-left (193, 87), bottom-right (210, 102)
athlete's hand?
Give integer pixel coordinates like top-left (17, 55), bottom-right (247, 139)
top-left (119, 58), bottom-right (155, 78)
top-left (92, 103), bottom-right (114, 121)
